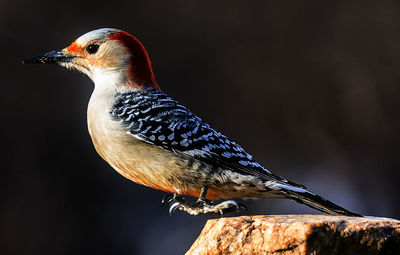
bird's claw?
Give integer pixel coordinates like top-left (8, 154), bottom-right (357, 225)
top-left (161, 193), bottom-right (176, 205)
top-left (168, 202), bottom-right (182, 215)
top-left (162, 194), bottom-right (242, 216)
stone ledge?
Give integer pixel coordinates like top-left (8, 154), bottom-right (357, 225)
top-left (186, 215), bottom-right (400, 255)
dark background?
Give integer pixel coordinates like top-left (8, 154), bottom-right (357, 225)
top-left (1, 1), bottom-right (400, 254)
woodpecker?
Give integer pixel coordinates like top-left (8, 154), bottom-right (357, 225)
top-left (24, 28), bottom-right (361, 216)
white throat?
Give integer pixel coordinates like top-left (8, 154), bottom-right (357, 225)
top-left (87, 68), bottom-right (125, 125)
top-left (91, 67), bottom-right (129, 95)
top-left (88, 67), bottom-right (134, 115)
top-left (93, 67), bottom-right (121, 87)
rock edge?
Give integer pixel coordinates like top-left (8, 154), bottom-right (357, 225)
top-left (186, 215), bottom-right (400, 255)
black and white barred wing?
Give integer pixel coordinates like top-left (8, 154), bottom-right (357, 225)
top-left (111, 90), bottom-right (304, 188)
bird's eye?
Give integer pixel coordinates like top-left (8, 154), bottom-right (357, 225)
top-left (86, 44), bottom-right (99, 54)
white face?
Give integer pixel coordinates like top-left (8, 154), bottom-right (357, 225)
top-left (60, 28), bottom-right (130, 85)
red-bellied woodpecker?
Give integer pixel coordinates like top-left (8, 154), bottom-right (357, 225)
top-left (24, 28), bottom-right (361, 216)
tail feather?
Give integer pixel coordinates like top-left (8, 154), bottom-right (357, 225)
top-left (281, 187), bottom-right (362, 217)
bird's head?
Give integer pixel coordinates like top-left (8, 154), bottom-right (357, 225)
top-left (24, 28), bottom-right (159, 90)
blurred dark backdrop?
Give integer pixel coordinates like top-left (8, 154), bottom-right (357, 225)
top-left (1, 1), bottom-right (400, 254)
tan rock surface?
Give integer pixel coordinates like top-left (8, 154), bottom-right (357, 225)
top-left (186, 215), bottom-right (400, 255)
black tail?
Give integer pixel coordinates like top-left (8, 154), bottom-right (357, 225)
top-left (283, 189), bottom-right (362, 217)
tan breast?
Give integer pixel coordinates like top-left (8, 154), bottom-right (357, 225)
top-left (86, 89), bottom-right (206, 196)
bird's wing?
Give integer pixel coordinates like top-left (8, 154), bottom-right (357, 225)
top-left (111, 89), bottom-right (305, 188)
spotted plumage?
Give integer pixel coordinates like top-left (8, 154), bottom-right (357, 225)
top-left (110, 89), bottom-right (301, 186)
top-left (111, 90), bottom-right (261, 165)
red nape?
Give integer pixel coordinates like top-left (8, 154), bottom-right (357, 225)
top-left (109, 31), bottom-right (159, 90)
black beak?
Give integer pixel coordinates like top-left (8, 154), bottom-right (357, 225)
top-left (23, 50), bottom-right (74, 64)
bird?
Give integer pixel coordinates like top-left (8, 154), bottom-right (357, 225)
top-left (23, 28), bottom-right (361, 216)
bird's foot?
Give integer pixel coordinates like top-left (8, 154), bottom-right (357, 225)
top-left (162, 194), bottom-right (243, 216)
